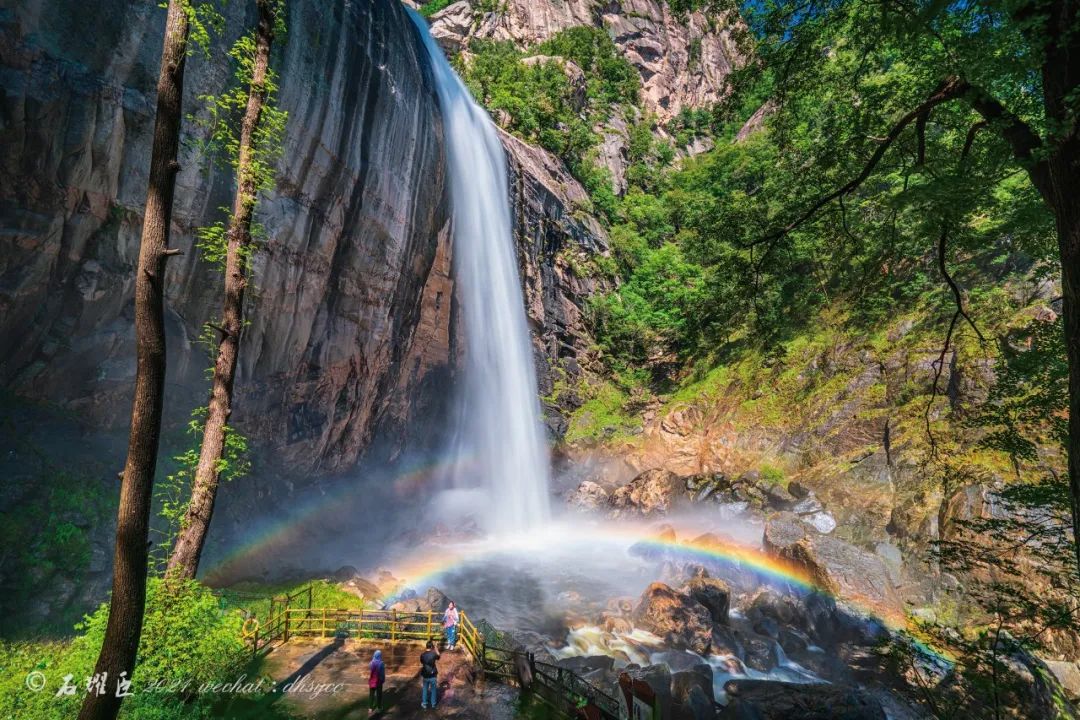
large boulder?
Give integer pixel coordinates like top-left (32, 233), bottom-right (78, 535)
top-left (633, 582), bottom-right (714, 655)
top-left (763, 513), bottom-right (903, 620)
top-left (428, 1), bottom-right (473, 53)
top-left (567, 480), bottom-right (609, 511)
top-left (1044, 660), bottom-right (1080, 702)
top-left (388, 587), bottom-right (450, 613)
top-left (610, 469), bottom-right (690, 516)
top-left (685, 577), bottom-right (730, 624)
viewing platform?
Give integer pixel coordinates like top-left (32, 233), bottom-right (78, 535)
top-left (232, 586), bottom-right (624, 720)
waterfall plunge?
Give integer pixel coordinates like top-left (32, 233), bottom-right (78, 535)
top-left (410, 12), bottom-right (551, 532)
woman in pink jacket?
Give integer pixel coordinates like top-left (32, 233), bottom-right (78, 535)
top-left (443, 601), bottom-right (459, 650)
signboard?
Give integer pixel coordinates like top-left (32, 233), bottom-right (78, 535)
top-left (618, 672), bottom-right (658, 720)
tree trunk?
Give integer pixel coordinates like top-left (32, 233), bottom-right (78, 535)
top-left (167, 0), bottom-right (276, 580)
top-left (1045, 148), bottom-right (1080, 575)
top-left (78, 2), bottom-right (189, 720)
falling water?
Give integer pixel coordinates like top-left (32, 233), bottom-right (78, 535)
top-left (409, 11), bottom-right (551, 532)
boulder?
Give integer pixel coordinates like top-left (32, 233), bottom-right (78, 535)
top-left (567, 480), bottom-right (609, 510)
top-left (788, 481), bottom-right (811, 499)
top-left (671, 665), bottom-right (714, 704)
top-left (792, 494), bottom-right (824, 515)
top-left (388, 587), bottom-right (450, 613)
top-left (340, 576), bottom-right (384, 602)
top-left (748, 590), bottom-right (810, 629)
top-left (720, 680), bottom-right (887, 720)
top-left (761, 484), bottom-right (797, 510)
top-left (802, 511), bottom-right (837, 535)
top-left (332, 565), bottom-right (359, 582)
top-left (1044, 660), bottom-right (1080, 702)
top-left (710, 625), bottom-right (743, 658)
top-left (762, 513), bottom-right (902, 619)
top-left (610, 469), bottom-right (690, 516)
top-left (633, 582), bottom-right (714, 655)
top-left (740, 631), bottom-right (780, 672)
top-left (686, 684), bottom-right (717, 720)
top-left (428, 1), bottom-right (473, 53)
top-left (685, 472), bottom-right (730, 502)
top-left (685, 577), bottom-right (730, 624)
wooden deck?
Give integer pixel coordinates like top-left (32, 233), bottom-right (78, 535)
top-left (219, 638), bottom-right (520, 720)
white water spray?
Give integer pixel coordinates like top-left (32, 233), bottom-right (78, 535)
top-left (410, 12), bottom-right (551, 532)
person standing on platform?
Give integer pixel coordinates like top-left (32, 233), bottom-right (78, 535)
top-left (420, 640), bottom-right (440, 709)
top-left (443, 600), bottom-right (460, 651)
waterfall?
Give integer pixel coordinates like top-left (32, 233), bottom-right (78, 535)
top-left (409, 11), bottom-right (551, 532)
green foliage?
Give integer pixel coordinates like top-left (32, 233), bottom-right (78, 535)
top-left (219, 579), bottom-right (365, 621)
top-left (589, 243), bottom-right (705, 364)
top-left (153, 407), bottom-right (250, 573)
top-left (458, 28), bottom-right (640, 219)
top-left (565, 380), bottom-right (642, 444)
top-left (178, 0), bottom-right (225, 59)
top-left (419, 0), bottom-right (455, 17)
top-left (0, 579), bottom-right (248, 719)
top-left (758, 463), bottom-right (785, 485)
top-left (191, 14), bottom-right (288, 272)
top-left (974, 316), bottom-right (1068, 463)
top-left (0, 400), bottom-right (116, 637)
top-left (533, 27), bottom-right (639, 108)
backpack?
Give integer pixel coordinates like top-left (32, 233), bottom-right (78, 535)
top-left (369, 663), bottom-right (381, 688)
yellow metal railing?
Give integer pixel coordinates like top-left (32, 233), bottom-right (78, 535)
top-left (240, 601), bottom-right (621, 720)
top-left (244, 603), bottom-right (484, 663)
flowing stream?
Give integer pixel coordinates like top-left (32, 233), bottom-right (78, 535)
top-left (409, 12), bottom-right (551, 533)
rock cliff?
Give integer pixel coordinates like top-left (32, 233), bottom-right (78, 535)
top-left (429, 0), bottom-right (743, 123)
top-left (0, 0), bottom-right (454, 474)
top-left (0, 0), bottom-right (607, 474)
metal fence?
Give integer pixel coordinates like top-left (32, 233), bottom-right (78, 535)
top-left (238, 590), bottom-right (622, 720)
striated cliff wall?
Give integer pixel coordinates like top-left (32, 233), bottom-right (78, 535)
top-left (0, 0), bottom-right (458, 474)
top-left (0, 0), bottom-right (608, 475)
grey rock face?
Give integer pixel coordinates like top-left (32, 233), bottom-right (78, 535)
top-left (0, 0), bottom-right (608, 474)
top-left (499, 128), bottom-right (610, 436)
top-left (763, 513), bottom-right (903, 618)
top-left (0, 0), bottom-right (452, 474)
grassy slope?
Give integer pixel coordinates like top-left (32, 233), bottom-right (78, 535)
top-left (561, 280), bottom-right (1058, 541)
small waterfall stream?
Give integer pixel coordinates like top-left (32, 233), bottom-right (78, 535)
top-left (409, 11), bottom-right (551, 533)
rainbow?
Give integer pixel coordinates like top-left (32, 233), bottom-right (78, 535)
top-left (378, 521), bottom-right (957, 671)
top-left (201, 455), bottom-right (478, 583)
top-left (381, 521), bottom-right (908, 629)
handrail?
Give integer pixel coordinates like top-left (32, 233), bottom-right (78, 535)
top-left (238, 601), bottom-right (620, 720)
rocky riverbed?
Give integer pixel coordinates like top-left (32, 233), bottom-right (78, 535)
top-left (317, 462), bottom-right (1078, 720)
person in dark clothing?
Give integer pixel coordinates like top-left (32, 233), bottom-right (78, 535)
top-left (420, 640), bottom-right (440, 708)
top-left (368, 649), bottom-right (386, 715)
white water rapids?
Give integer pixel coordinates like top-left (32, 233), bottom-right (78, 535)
top-left (409, 11), bottom-right (551, 533)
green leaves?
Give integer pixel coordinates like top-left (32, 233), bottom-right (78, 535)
top-left (590, 243), bottom-right (705, 364)
top-left (458, 28), bottom-right (641, 218)
top-left (192, 32), bottom-right (287, 191)
top-left (153, 405), bottom-right (250, 574)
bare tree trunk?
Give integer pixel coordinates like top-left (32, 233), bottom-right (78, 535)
top-left (1045, 150), bottom-right (1080, 575)
top-left (167, 0), bottom-right (276, 580)
top-left (78, 2), bottom-right (189, 719)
